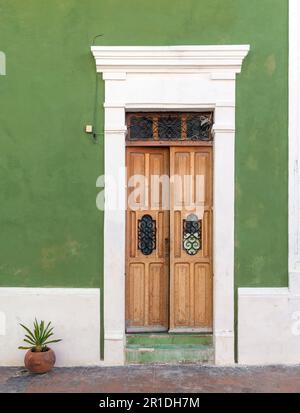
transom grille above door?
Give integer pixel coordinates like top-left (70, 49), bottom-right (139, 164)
top-left (126, 112), bottom-right (213, 142)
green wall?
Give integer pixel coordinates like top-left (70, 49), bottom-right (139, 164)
top-left (0, 0), bottom-right (288, 288)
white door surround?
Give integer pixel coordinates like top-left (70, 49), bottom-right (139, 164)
top-left (91, 45), bottom-right (250, 365)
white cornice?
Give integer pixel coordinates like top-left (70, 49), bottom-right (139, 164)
top-left (91, 45), bottom-right (250, 74)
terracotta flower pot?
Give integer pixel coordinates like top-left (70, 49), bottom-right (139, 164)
top-left (24, 348), bottom-right (56, 374)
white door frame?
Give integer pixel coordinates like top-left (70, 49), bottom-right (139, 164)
top-left (92, 45), bottom-right (250, 365)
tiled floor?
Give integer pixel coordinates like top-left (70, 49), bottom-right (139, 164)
top-left (1, 365), bottom-right (300, 393)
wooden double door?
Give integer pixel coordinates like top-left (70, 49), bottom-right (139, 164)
top-left (125, 146), bottom-right (213, 333)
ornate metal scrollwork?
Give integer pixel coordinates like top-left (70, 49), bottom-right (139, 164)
top-left (126, 112), bottom-right (213, 142)
top-left (138, 214), bottom-right (156, 255)
top-left (129, 116), bottom-right (153, 140)
top-left (186, 114), bottom-right (213, 141)
top-left (158, 115), bottom-right (181, 140)
top-left (183, 214), bottom-right (202, 256)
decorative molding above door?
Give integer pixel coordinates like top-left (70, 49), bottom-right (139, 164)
top-left (91, 45), bottom-right (250, 76)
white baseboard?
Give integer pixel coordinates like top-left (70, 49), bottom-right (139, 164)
top-left (0, 287), bottom-right (100, 367)
top-left (238, 288), bottom-right (300, 365)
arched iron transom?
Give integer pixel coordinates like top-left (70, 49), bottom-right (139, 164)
top-left (183, 214), bottom-right (202, 256)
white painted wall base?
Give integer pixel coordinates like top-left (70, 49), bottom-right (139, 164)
top-left (0, 288), bottom-right (100, 367)
top-left (238, 288), bottom-right (300, 365)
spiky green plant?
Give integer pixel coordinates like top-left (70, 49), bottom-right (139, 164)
top-left (18, 319), bottom-right (62, 352)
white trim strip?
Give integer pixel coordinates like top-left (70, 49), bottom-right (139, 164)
top-left (104, 128), bottom-right (127, 134)
top-left (124, 103), bottom-right (217, 110)
top-left (105, 331), bottom-right (124, 341)
top-left (239, 288), bottom-right (289, 297)
top-left (213, 125), bottom-right (235, 133)
top-left (0, 287), bottom-right (100, 296)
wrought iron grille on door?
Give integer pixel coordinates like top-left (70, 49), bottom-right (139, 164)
top-left (138, 214), bottom-right (157, 256)
top-left (126, 112), bottom-right (213, 142)
top-left (183, 214), bottom-right (202, 256)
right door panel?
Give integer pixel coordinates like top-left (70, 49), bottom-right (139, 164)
top-left (170, 147), bottom-right (213, 331)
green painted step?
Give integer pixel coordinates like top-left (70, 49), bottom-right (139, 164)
top-left (126, 333), bottom-right (213, 346)
top-left (125, 334), bottom-right (214, 365)
top-left (127, 343), bottom-right (210, 350)
top-left (126, 347), bottom-right (214, 365)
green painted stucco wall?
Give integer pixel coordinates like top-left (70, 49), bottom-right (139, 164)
top-left (0, 0), bottom-right (288, 289)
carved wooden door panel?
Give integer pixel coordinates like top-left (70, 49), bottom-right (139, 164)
top-left (125, 147), bottom-right (169, 332)
top-left (169, 147), bottom-right (213, 332)
top-left (126, 146), bottom-right (213, 333)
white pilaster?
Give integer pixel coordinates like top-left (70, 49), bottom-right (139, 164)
top-left (103, 78), bottom-right (127, 363)
top-left (213, 127), bottom-right (235, 365)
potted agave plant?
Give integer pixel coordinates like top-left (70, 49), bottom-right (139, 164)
top-left (18, 319), bottom-right (62, 374)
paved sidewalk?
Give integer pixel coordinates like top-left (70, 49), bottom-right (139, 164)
top-left (1, 365), bottom-right (300, 393)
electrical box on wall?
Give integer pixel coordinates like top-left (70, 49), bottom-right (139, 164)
top-left (85, 125), bottom-right (93, 134)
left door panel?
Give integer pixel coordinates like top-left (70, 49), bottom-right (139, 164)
top-left (126, 147), bottom-right (170, 332)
